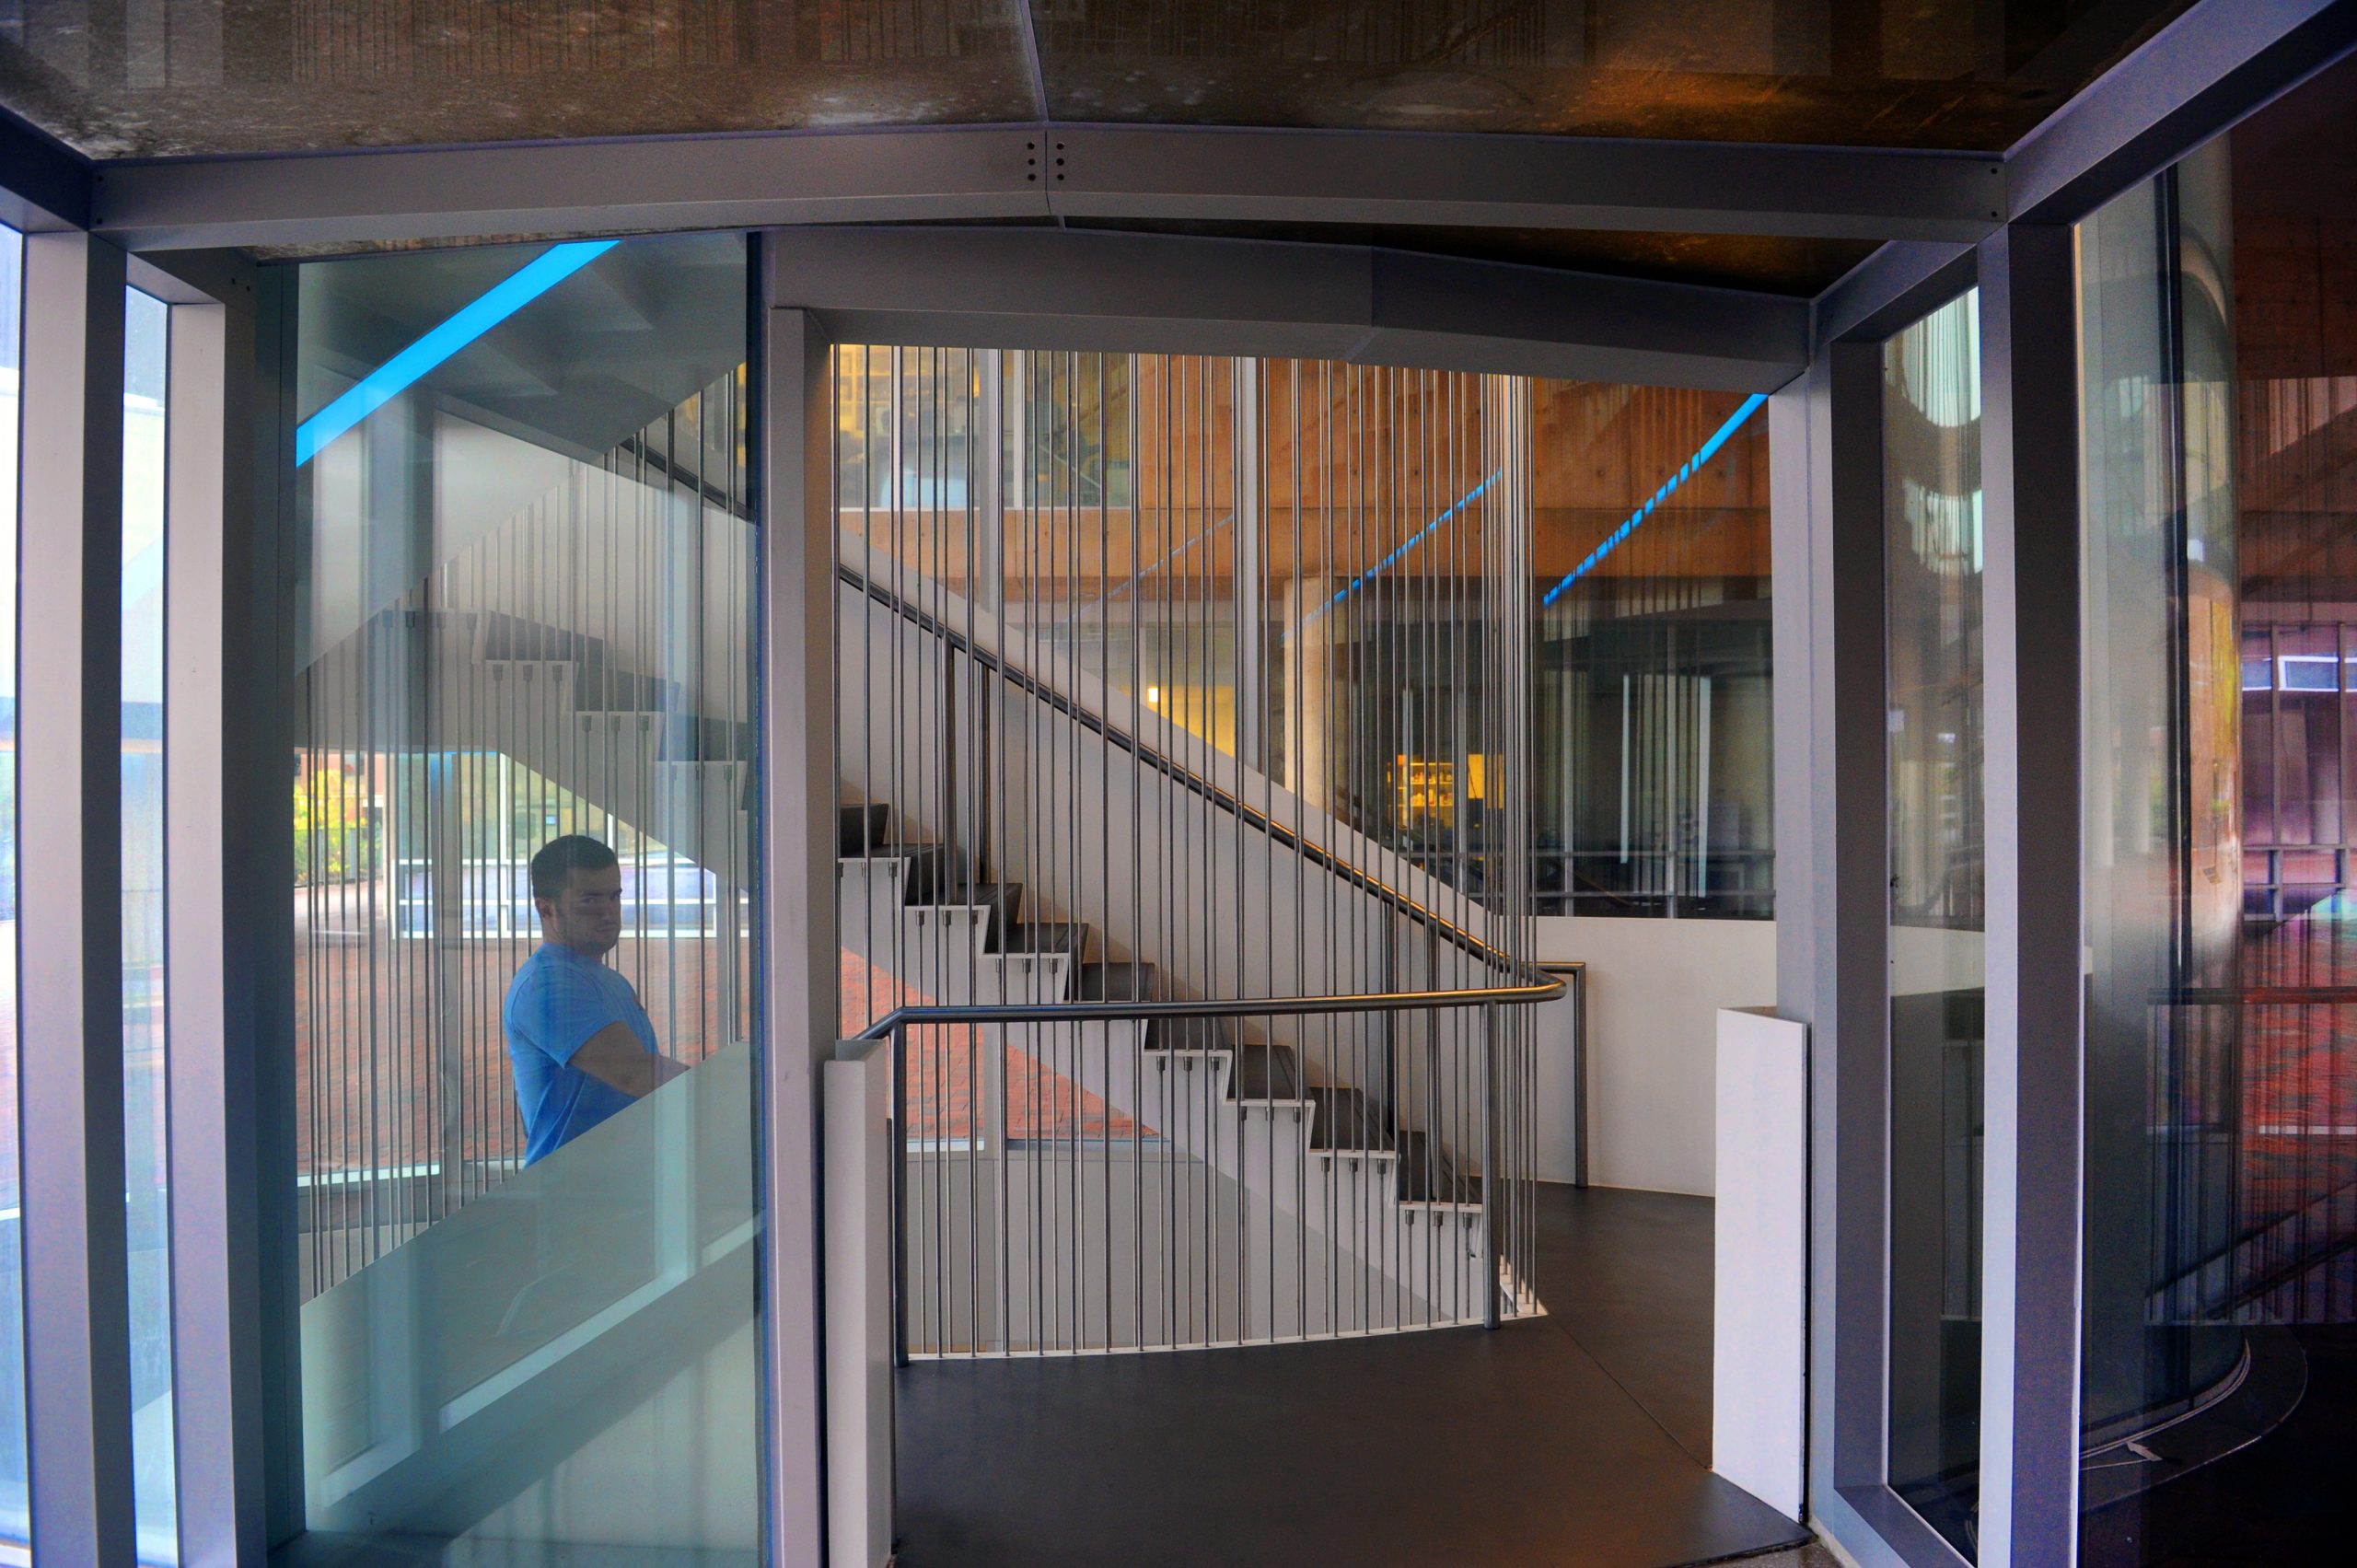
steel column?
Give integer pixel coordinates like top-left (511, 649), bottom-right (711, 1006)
top-left (758, 283), bottom-right (841, 1566)
top-left (1975, 222), bottom-right (2086, 1568)
top-left (1772, 331), bottom-right (1923, 1565)
top-left (158, 252), bottom-right (274, 1568)
top-left (16, 226), bottom-right (136, 1568)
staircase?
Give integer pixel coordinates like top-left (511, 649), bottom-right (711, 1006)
top-left (307, 590), bottom-right (1504, 1349)
top-left (284, 336), bottom-right (1552, 1555)
top-left (837, 796), bottom-right (1500, 1349)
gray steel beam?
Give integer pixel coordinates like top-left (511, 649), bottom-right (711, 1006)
top-left (90, 122), bottom-right (1998, 254)
top-left (17, 226), bottom-right (137, 1568)
top-left (1812, 242), bottom-right (1976, 354)
top-left (0, 101), bottom-right (91, 231)
top-left (769, 226), bottom-right (1809, 393)
top-left (1815, 2), bottom-right (2357, 337)
top-left (2008, 0), bottom-right (2357, 226)
top-left (92, 126), bottom-right (1048, 251)
top-left (1049, 124), bottom-right (2002, 240)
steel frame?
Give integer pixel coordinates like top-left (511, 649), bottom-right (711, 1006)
top-left (3, 2), bottom-right (2354, 1565)
top-left (148, 246), bottom-right (282, 1568)
top-left (85, 125), bottom-right (1998, 254)
top-left (764, 226), bottom-right (1808, 392)
top-left (758, 279), bottom-right (842, 1567)
top-left (15, 226), bottom-right (136, 1568)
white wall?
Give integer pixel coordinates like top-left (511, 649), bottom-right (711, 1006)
top-left (1538, 914), bottom-right (1778, 1196)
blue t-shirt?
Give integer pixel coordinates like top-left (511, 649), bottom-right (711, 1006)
top-left (504, 944), bottom-right (663, 1164)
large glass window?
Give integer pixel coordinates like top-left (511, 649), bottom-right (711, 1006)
top-left (1530, 382), bottom-right (1772, 918)
top-left (290, 235), bottom-right (758, 1557)
top-left (1884, 289), bottom-right (1985, 1559)
top-left (2076, 51), bottom-right (2357, 1566)
top-left (2078, 136), bottom-right (2250, 1568)
top-left (0, 217), bottom-right (27, 1560)
top-left (122, 285), bottom-right (175, 1564)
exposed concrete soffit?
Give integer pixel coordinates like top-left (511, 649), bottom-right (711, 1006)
top-left (1812, 0), bottom-right (2357, 339)
top-left (765, 226), bottom-right (1810, 393)
top-left (72, 0), bottom-right (2357, 258)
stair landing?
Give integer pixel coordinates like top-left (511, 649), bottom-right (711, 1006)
top-left (893, 1188), bottom-right (1808, 1568)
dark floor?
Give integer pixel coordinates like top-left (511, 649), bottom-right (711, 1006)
top-left (1534, 1185), bottom-right (1718, 1465)
top-left (2083, 1324), bottom-right (2352, 1567)
top-left (894, 1183), bottom-right (1810, 1568)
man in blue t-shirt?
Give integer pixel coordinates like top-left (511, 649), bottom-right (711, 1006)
top-left (505, 834), bottom-right (685, 1164)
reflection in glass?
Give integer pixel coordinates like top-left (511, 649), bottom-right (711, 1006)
top-left (2077, 147), bottom-right (2247, 1566)
top-left (1530, 383), bottom-right (1771, 919)
top-left (291, 234), bottom-right (757, 1557)
top-left (2071, 54), bottom-right (2357, 1559)
top-left (122, 286), bottom-right (177, 1564)
top-left (0, 219), bottom-right (27, 1557)
top-left (1883, 289), bottom-right (1984, 1559)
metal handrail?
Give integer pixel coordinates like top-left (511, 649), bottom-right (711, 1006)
top-left (870, 966), bottom-right (1580, 1355)
top-left (838, 555), bottom-right (1541, 988)
top-left (853, 970), bottom-right (1570, 1041)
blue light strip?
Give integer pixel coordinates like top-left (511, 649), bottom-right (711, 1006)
top-left (1538, 392), bottom-right (1766, 608)
top-left (295, 239), bottom-right (620, 466)
top-left (1292, 472), bottom-right (1495, 639)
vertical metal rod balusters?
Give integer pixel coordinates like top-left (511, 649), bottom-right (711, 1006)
top-left (1096, 357), bottom-right (1116, 1352)
top-left (1289, 360), bottom-right (1308, 1341)
top-left (1067, 354), bottom-right (1084, 1353)
top-left (964, 352), bottom-right (983, 1354)
top-left (1127, 353), bottom-right (1146, 1353)
top-left (997, 352), bottom-right (1016, 1353)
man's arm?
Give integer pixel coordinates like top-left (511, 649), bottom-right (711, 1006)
top-left (570, 1021), bottom-right (690, 1098)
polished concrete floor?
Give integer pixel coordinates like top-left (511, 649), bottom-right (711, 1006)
top-left (894, 1183), bottom-right (1810, 1568)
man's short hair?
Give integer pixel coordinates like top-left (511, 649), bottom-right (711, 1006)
top-left (530, 834), bottom-right (620, 900)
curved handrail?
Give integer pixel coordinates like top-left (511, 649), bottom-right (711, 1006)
top-left (853, 969), bottom-right (1573, 1042)
top-left (839, 556), bottom-right (1546, 991)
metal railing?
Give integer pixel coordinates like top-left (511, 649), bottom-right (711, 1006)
top-left (839, 552), bottom-right (1530, 979)
top-left (836, 345), bottom-right (1546, 1356)
top-left (858, 967), bottom-right (1573, 1357)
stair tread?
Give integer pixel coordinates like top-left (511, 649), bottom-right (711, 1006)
top-left (1074, 960), bottom-right (1158, 1001)
top-left (995, 921), bottom-right (1088, 957)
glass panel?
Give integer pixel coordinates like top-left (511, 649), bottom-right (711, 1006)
top-left (290, 234), bottom-right (757, 1558)
top-left (0, 1), bottom-right (1037, 157)
top-left (2079, 48), bottom-right (2357, 1566)
top-left (0, 218), bottom-right (27, 1559)
top-left (122, 286), bottom-right (176, 1565)
top-left (1031, 0), bottom-right (2197, 146)
top-left (1529, 383), bottom-right (1772, 919)
top-left (1884, 288), bottom-right (1984, 1559)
